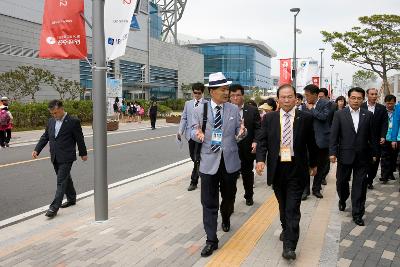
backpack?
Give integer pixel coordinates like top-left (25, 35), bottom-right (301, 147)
top-left (0, 110), bottom-right (10, 126)
top-left (139, 107), bottom-right (145, 115)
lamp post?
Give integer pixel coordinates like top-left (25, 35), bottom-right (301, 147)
top-left (290, 8), bottom-right (300, 90)
top-left (330, 64), bottom-right (334, 96)
top-left (319, 48), bottom-right (325, 88)
top-left (340, 78), bottom-right (343, 95)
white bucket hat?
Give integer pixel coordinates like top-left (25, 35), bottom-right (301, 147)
top-left (1, 96), bottom-right (9, 101)
top-left (205, 72), bottom-right (232, 88)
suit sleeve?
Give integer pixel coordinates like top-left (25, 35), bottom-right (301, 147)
top-left (256, 115), bottom-right (268, 162)
top-left (306, 116), bottom-right (318, 168)
top-left (253, 108), bottom-right (261, 142)
top-left (391, 105), bottom-right (400, 141)
top-left (178, 102), bottom-right (188, 135)
top-left (34, 119), bottom-right (50, 155)
top-left (190, 106), bottom-right (202, 143)
top-left (380, 108), bottom-right (388, 139)
top-left (311, 101), bottom-right (329, 121)
top-left (329, 111), bottom-right (340, 157)
top-left (72, 119), bottom-right (87, 157)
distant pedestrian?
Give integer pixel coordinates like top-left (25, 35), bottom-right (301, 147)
top-left (0, 104), bottom-right (12, 148)
top-left (113, 97), bottom-right (120, 121)
top-left (149, 101), bottom-right (157, 129)
top-left (32, 100), bottom-right (88, 218)
top-left (177, 82), bottom-right (207, 191)
top-left (319, 88), bottom-right (335, 127)
top-left (330, 87), bottom-right (378, 226)
top-left (128, 102), bottom-right (136, 122)
top-left (295, 93), bottom-right (306, 111)
top-left (120, 101), bottom-right (127, 122)
top-left (335, 96), bottom-right (347, 111)
top-left (258, 98), bottom-right (277, 120)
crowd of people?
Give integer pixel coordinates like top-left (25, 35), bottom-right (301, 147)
top-left (177, 71), bottom-right (400, 260)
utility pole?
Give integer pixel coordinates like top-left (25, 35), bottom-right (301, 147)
top-left (319, 48), bottom-right (325, 88)
top-left (290, 8), bottom-right (300, 90)
top-left (92, 0), bottom-right (108, 221)
top-left (330, 64), bottom-right (334, 96)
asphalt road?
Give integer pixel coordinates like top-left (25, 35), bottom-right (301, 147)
top-left (0, 125), bottom-right (190, 221)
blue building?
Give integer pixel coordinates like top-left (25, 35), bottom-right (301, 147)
top-left (184, 38), bottom-right (277, 91)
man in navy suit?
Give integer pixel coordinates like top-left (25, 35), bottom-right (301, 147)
top-left (177, 83), bottom-right (207, 191)
top-left (33, 100), bottom-right (88, 218)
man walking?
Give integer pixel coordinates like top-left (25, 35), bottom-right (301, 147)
top-left (330, 87), bottom-right (378, 226)
top-left (191, 72), bottom-right (246, 257)
top-left (302, 84), bottom-right (331, 200)
top-left (177, 82), bottom-right (207, 191)
top-left (229, 84), bottom-right (261, 206)
top-left (32, 100), bottom-right (88, 218)
top-left (256, 84), bottom-right (318, 260)
top-left (361, 88), bottom-right (388, 188)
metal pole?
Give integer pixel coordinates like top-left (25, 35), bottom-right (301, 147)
top-left (340, 78), bottom-right (343, 94)
top-left (293, 15), bottom-right (297, 90)
top-left (147, 1), bottom-right (151, 100)
top-left (330, 64), bottom-right (334, 96)
top-left (92, 0), bottom-right (108, 221)
top-left (174, 0), bottom-right (178, 45)
top-left (319, 51), bottom-right (323, 88)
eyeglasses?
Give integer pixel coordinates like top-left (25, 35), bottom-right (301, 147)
top-left (349, 96), bottom-right (364, 101)
top-left (193, 92), bottom-right (202, 95)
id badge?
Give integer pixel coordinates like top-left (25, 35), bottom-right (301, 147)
top-left (211, 129), bottom-right (223, 146)
top-left (280, 146), bottom-right (292, 162)
top-left (389, 122), bottom-right (393, 128)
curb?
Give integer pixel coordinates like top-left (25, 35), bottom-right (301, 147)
top-left (0, 158), bottom-right (191, 230)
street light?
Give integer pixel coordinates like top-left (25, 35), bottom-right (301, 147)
top-left (290, 8), bottom-right (300, 90)
top-left (319, 48), bottom-right (325, 88)
top-left (330, 64), bottom-right (334, 97)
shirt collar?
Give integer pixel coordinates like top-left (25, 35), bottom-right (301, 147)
top-left (211, 99), bottom-right (223, 110)
top-left (367, 102), bottom-right (376, 108)
top-left (349, 107), bottom-right (360, 113)
top-left (280, 106), bottom-right (296, 117)
top-left (57, 112), bottom-right (67, 122)
top-left (194, 98), bottom-right (202, 103)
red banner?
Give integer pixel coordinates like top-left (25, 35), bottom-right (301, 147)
top-left (312, 77), bottom-right (320, 87)
top-left (39, 0), bottom-right (87, 59)
top-left (279, 59), bottom-right (292, 85)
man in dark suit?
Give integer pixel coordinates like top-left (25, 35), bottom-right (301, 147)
top-left (302, 84), bottom-right (331, 199)
top-left (229, 84), bottom-right (261, 206)
top-left (256, 84), bottom-right (318, 260)
top-left (32, 100), bottom-right (88, 218)
top-left (330, 87), bottom-right (378, 226)
top-left (361, 88), bottom-right (388, 189)
top-left (295, 93), bottom-right (306, 111)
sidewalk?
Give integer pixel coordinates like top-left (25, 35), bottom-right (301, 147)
top-left (0, 161), bottom-right (399, 266)
top-left (9, 120), bottom-right (174, 146)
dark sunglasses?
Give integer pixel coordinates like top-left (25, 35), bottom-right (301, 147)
top-left (193, 91), bottom-right (202, 95)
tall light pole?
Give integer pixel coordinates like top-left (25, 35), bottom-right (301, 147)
top-left (290, 8), bottom-right (300, 90)
top-left (319, 48), bottom-right (325, 88)
top-left (330, 64), bottom-right (334, 96)
top-left (92, 0), bottom-right (108, 221)
top-left (340, 78), bottom-right (343, 95)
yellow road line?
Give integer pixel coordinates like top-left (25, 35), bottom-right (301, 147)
top-left (0, 134), bottom-right (175, 169)
top-left (207, 194), bottom-right (279, 267)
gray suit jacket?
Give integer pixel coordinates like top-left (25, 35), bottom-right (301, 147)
top-left (191, 102), bottom-right (242, 175)
top-left (178, 99), bottom-right (207, 141)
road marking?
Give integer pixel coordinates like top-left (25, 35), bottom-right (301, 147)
top-left (0, 134), bottom-right (176, 169)
top-left (206, 194), bottom-right (279, 266)
top-left (0, 158), bottom-right (191, 229)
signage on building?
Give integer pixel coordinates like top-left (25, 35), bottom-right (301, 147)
top-left (39, 0), bottom-right (87, 59)
top-left (279, 59), bottom-right (292, 85)
top-left (106, 78), bottom-right (123, 117)
top-left (104, 0), bottom-right (139, 60)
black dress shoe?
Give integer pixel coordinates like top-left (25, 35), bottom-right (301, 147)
top-left (338, 201), bottom-right (346, 211)
top-left (321, 179), bottom-right (327, 185)
top-left (301, 193), bottom-right (308, 201)
top-left (367, 184), bottom-right (374, 190)
top-left (246, 198), bottom-right (254, 206)
top-left (312, 191), bottom-right (323, 198)
top-left (222, 221), bottom-right (230, 232)
top-left (353, 217), bottom-right (365, 226)
top-left (45, 209), bottom-right (57, 218)
top-left (282, 248), bottom-right (296, 260)
top-left (60, 201), bottom-right (76, 208)
top-left (187, 183), bottom-right (197, 191)
top-left (279, 231), bottom-right (285, 241)
top-left (200, 243), bottom-right (218, 257)
top-left (389, 175), bottom-right (396, 180)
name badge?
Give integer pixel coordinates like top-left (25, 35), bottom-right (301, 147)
top-left (280, 146), bottom-right (292, 162)
top-left (211, 129), bottom-right (223, 146)
top-left (389, 122), bottom-right (393, 128)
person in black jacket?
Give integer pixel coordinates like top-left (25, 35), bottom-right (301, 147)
top-left (256, 84), bottom-right (318, 260)
top-left (330, 87), bottom-right (378, 226)
top-left (229, 84), bottom-right (261, 206)
top-left (149, 100), bottom-right (158, 130)
top-left (360, 88), bottom-right (388, 189)
top-left (32, 100), bottom-right (88, 218)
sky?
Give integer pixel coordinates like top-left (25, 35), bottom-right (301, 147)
top-left (178, 0), bottom-right (399, 90)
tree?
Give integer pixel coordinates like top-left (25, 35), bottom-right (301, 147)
top-left (67, 80), bottom-right (85, 100)
top-left (53, 76), bottom-right (71, 100)
top-left (0, 70), bottom-right (26, 101)
top-left (15, 66), bottom-right (54, 101)
top-left (352, 70), bottom-right (378, 88)
top-left (321, 14), bottom-right (400, 95)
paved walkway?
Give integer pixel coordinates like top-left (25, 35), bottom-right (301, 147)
top-left (0, 158), bottom-right (399, 266)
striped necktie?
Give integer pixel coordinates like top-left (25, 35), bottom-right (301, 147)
top-left (195, 100), bottom-right (199, 107)
top-left (282, 112), bottom-right (292, 146)
top-left (211, 105), bottom-right (222, 153)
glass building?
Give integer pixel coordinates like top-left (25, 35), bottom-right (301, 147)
top-left (185, 38), bottom-right (277, 91)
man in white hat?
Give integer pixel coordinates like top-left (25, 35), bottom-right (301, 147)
top-left (191, 72), bottom-right (247, 257)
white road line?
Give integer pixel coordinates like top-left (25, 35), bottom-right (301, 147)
top-left (0, 158), bottom-right (191, 229)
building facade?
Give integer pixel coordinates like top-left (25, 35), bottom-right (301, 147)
top-left (184, 38), bottom-right (277, 92)
top-left (0, 0), bottom-right (203, 101)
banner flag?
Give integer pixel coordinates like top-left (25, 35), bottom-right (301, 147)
top-left (312, 77), bottom-right (320, 87)
top-left (39, 0), bottom-right (87, 59)
top-left (279, 59), bottom-right (292, 85)
top-left (105, 0), bottom-right (139, 61)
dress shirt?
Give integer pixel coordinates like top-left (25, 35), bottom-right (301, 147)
top-left (280, 107), bottom-right (295, 155)
top-left (349, 107), bottom-right (360, 133)
top-left (194, 98), bottom-right (202, 108)
top-left (55, 112), bottom-right (67, 138)
top-left (210, 99), bottom-right (223, 119)
top-left (239, 104), bottom-right (244, 120)
top-left (367, 102), bottom-right (376, 114)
